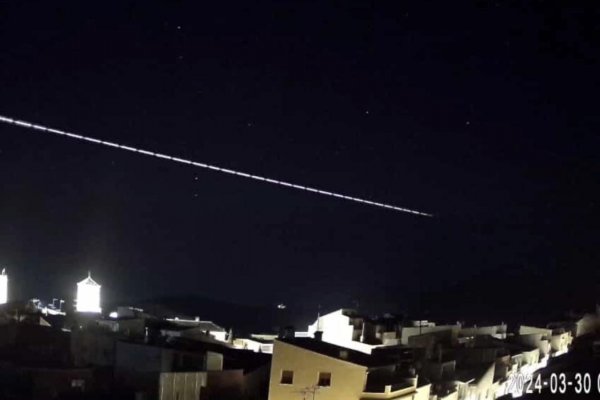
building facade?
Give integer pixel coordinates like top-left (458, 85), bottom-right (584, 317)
top-left (76, 274), bottom-right (102, 313)
top-left (268, 338), bottom-right (430, 400)
top-left (0, 269), bottom-right (7, 304)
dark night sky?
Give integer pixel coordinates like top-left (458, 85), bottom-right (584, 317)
top-left (0, 1), bottom-right (598, 318)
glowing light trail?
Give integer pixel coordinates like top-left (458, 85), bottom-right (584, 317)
top-left (0, 115), bottom-right (432, 217)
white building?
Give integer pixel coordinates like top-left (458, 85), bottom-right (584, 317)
top-left (76, 273), bottom-right (102, 313)
top-left (0, 269), bottom-right (7, 304)
top-left (307, 309), bottom-right (381, 354)
top-left (165, 317), bottom-right (228, 342)
top-left (400, 322), bottom-right (461, 345)
top-left (460, 323), bottom-right (507, 340)
top-left (233, 337), bottom-right (274, 354)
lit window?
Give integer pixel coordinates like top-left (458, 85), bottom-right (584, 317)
top-left (281, 370), bottom-right (294, 384)
top-left (317, 372), bottom-right (331, 387)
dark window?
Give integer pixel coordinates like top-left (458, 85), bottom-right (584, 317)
top-left (281, 370), bottom-right (294, 384)
top-left (317, 372), bottom-right (331, 387)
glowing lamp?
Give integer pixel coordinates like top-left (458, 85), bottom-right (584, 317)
top-left (76, 273), bottom-right (102, 313)
top-left (0, 269), bottom-right (7, 304)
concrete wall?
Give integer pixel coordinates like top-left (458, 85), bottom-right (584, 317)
top-left (161, 370), bottom-right (246, 400)
top-left (234, 338), bottom-right (260, 352)
top-left (576, 314), bottom-right (600, 337)
top-left (233, 338), bottom-right (274, 354)
top-left (549, 332), bottom-right (571, 355)
top-left (0, 324), bottom-right (71, 366)
top-left (206, 351), bottom-right (223, 371)
top-left (494, 355), bottom-right (511, 381)
top-left (244, 364), bottom-right (270, 400)
top-left (116, 342), bottom-right (163, 374)
top-left (437, 390), bottom-right (458, 400)
top-left (519, 325), bottom-right (551, 336)
top-left (474, 363), bottom-right (495, 400)
top-left (459, 363), bottom-right (495, 400)
top-left (379, 331), bottom-right (400, 346)
top-left (460, 324), bottom-right (506, 339)
top-left (414, 383), bottom-right (431, 400)
top-left (400, 325), bottom-right (459, 345)
top-left (115, 341), bottom-right (207, 376)
top-left (71, 329), bottom-right (115, 367)
top-left (455, 347), bottom-right (500, 366)
top-left (515, 333), bottom-right (550, 358)
top-left (116, 319), bottom-right (146, 338)
top-left (29, 368), bottom-right (94, 400)
top-left (423, 361), bottom-right (456, 381)
top-left (307, 310), bottom-right (375, 354)
top-left (268, 340), bottom-right (368, 400)
top-left (179, 327), bottom-right (227, 343)
top-left (206, 370), bottom-right (245, 399)
top-left (159, 372), bottom-right (206, 400)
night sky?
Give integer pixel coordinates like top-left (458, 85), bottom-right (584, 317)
top-left (0, 2), bottom-right (598, 319)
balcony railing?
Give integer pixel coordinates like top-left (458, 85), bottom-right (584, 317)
top-left (362, 381), bottom-right (414, 398)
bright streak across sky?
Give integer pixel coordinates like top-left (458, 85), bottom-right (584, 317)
top-left (0, 114), bottom-right (432, 217)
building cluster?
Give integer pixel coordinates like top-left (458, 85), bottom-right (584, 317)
top-left (269, 309), bottom-right (595, 400)
top-left (0, 269), bottom-right (599, 399)
top-left (0, 271), bottom-right (271, 399)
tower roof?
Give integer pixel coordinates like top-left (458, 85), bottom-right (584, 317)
top-left (78, 274), bottom-right (100, 286)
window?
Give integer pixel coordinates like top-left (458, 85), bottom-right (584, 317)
top-left (280, 370), bottom-right (294, 384)
top-left (317, 372), bottom-right (331, 387)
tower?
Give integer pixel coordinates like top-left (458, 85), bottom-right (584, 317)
top-left (0, 269), bottom-right (7, 304)
top-left (76, 272), bottom-right (101, 313)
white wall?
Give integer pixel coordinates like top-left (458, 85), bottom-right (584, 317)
top-left (76, 281), bottom-right (101, 313)
top-left (400, 325), bottom-right (460, 345)
top-left (210, 331), bottom-right (227, 342)
top-left (307, 309), bottom-right (376, 353)
top-left (0, 271), bottom-right (6, 304)
top-left (576, 314), bottom-right (600, 337)
top-left (233, 338), bottom-right (274, 354)
top-left (308, 309), bottom-right (354, 343)
top-left (549, 332), bottom-right (571, 355)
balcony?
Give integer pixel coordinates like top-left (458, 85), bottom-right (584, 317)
top-left (362, 379), bottom-right (416, 399)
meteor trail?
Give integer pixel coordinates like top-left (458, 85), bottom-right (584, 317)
top-left (0, 114), bottom-right (432, 217)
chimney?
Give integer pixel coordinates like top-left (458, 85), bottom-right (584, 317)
top-left (278, 325), bottom-right (296, 339)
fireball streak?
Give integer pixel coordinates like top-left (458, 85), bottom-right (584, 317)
top-left (0, 114), bottom-right (432, 217)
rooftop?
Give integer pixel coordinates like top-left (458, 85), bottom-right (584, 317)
top-left (77, 276), bottom-right (100, 287)
top-left (166, 318), bottom-right (226, 332)
top-left (278, 337), bottom-right (395, 368)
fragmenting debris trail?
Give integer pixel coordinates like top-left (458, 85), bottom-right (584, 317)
top-left (0, 115), bottom-right (433, 217)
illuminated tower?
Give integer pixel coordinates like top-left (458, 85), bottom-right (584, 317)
top-left (0, 269), bottom-right (7, 304)
top-left (76, 272), bottom-right (101, 313)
